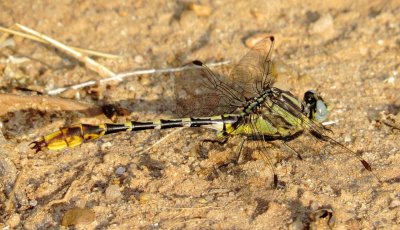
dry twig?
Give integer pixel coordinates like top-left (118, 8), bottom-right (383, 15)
top-left (47, 60), bottom-right (231, 95)
top-left (0, 25), bottom-right (120, 59)
top-left (15, 23), bottom-right (115, 77)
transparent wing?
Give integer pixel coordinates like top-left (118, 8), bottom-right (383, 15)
top-left (174, 36), bottom-right (276, 117)
top-left (173, 62), bottom-right (244, 117)
top-left (229, 36), bottom-right (276, 99)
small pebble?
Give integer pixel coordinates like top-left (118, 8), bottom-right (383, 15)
top-left (389, 199), bottom-right (400, 209)
top-left (322, 185), bottom-right (334, 195)
top-left (359, 46), bottom-right (369, 56)
top-left (384, 76), bottom-right (395, 84)
top-left (29, 199), bottom-right (38, 207)
top-left (344, 134), bottom-right (352, 143)
top-left (198, 198), bottom-right (208, 204)
top-left (305, 11), bottom-right (321, 24)
top-left (204, 195), bottom-right (214, 202)
top-left (105, 184), bottom-right (122, 201)
top-left (309, 14), bottom-right (336, 40)
top-left (61, 207), bottom-right (95, 227)
top-left (134, 55), bottom-right (144, 64)
top-left (290, 218), bottom-right (304, 230)
top-left (0, 38), bottom-right (15, 49)
top-left (101, 142), bottom-right (112, 150)
top-left (115, 166), bottom-right (126, 175)
top-left (310, 14), bottom-right (333, 33)
top-left (245, 33), bottom-right (271, 48)
top-left (188, 3), bottom-right (212, 17)
top-left (250, 9), bottom-right (267, 20)
top-left (139, 193), bottom-right (151, 204)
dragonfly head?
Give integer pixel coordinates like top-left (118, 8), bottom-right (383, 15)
top-left (302, 90), bottom-right (328, 122)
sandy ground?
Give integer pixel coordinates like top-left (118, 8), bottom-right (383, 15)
top-left (1, 0), bottom-right (399, 229)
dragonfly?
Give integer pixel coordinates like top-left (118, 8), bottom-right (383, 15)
top-left (30, 36), bottom-right (372, 187)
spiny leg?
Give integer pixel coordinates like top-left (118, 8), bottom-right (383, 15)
top-left (234, 138), bottom-right (246, 164)
top-left (281, 142), bottom-right (303, 160)
top-left (281, 132), bottom-right (306, 160)
top-left (309, 130), bottom-right (372, 172)
top-left (248, 118), bottom-right (279, 189)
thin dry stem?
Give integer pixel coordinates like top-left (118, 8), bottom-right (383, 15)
top-left (0, 25), bottom-right (120, 59)
top-left (15, 23), bottom-right (115, 77)
top-left (47, 60), bottom-right (231, 95)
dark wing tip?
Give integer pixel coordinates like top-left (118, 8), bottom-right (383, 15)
top-left (273, 174), bottom-right (278, 188)
top-left (270, 36), bottom-right (275, 42)
top-left (192, 60), bottom-right (203, 66)
top-left (361, 160), bottom-right (372, 171)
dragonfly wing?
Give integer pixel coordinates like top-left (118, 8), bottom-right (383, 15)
top-left (173, 61), bottom-right (245, 117)
top-left (229, 36), bottom-right (277, 98)
top-left (174, 36), bottom-right (277, 117)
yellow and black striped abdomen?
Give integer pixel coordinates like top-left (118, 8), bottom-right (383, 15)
top-left (30, 115), bottom-right (239, 152)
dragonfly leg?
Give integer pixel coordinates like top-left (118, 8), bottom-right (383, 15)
top-left (234, 137), bottom-right (247, 164)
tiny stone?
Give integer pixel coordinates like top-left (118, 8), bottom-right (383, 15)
top-left (389, 199), bottom-right (400, 209)
top-left (0, 38), bottom-right (15, 49)
top-left (61, 208), bottom-right (95, 227)
top-left (309, 14), bottom-right (336, 40)
top-left (204, 195), bottom-right (214, 202)
top-left (250, 9), bottom-right (266, 20)
top-left (290, 218), bottom-right (304, 230)
top-left (322, 185), bottom-right (334, 195)
top-left (29, 199), bottom-right (38, 207)
top-left (359, 46), bottom-right (368, 56)
top-left (139, 193), bottom-right (151, 204)
top-left (105, 185), bottom-right (122, 201)
top-left (385, 76), bottom-right (395, 84)
top-left (344, 134), bottom-right (352, 143)
top-left (115, 166), bottom-right (126, 175)
top-left (245, 33), bottom-right (271, 48)
top-left (188, 3), bottom-right (212, 17)
top-left (305, 11), bottom-right (321, 24)
top-left (198, 198), bottom-right (208, 204)
top-left (134, 55), bottom-right (144, 64)
top-left (310, 14), bottom-right (333, 34)
top-left (101, 142), bottom-right (112, 150)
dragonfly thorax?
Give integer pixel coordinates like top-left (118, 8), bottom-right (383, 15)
top-left (241, 89), bottom-right (274, 115)
top-left (231, 87), bottom-right (328, 139)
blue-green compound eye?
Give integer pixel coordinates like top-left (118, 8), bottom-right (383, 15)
top-left (303, 90), bottom-right (328, 123)
top-left (315, 99), bottom-right (328, 122)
